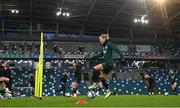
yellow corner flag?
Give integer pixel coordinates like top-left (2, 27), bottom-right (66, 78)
top-left (35, 32), bottom-right (44, 98)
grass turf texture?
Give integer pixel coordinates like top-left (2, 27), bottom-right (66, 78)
top-left (0, 95), bottom-right (180, 107)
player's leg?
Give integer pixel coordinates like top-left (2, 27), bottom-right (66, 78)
top-left (99, 72), bottom-right (109, 91)
top-left (147, 81), bottom-right (151, 95)
top-left (149, 82), bottom-right (154, 95)
top-left (100, 78), bottom-right (108, 90)
top-left (171, 82), bottom-right (177, 95)
top-left (0, 77), bottom-right (9, 82)
top-left (76, 72), bottom-right (81, 95)
top-left (88, 64), bottom-right (103, 89)
top-left (101, 66), bottom-right (113, 99)
top-left (95, 82), bottom-right (103, 96)
top-left (102, 77), bottom-right (111, 99)
top-left (72, 72), bottom-right (78, 96)
top-left (77, 70), bottom-right (81, 84)
top-left (5, 88), bottom-right (11, 93)
top-left (99, 77), bottom-right (111, 98)
top-left (71, 81), bottom-right (78, 98)
top-left (71, 87), bottom-right (77, 98)
top-left (6, 80), bottom-right (16, 97)
top-left (71, 70), bottom-right (81, 96)
top-left (60, 83), bottom-right (66, 96)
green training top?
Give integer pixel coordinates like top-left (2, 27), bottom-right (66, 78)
top-left (91, 41), bottom-right (123, 66)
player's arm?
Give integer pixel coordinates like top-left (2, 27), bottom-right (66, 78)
top-left (91, 50), bottom-right (104, 59)
top-left (108, 42), bottom-right (123, 58)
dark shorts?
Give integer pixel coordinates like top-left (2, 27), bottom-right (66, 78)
top-left (102, 62), bottom-right (113, 75)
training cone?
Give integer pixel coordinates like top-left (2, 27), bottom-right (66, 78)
top-left (76, 100), bottom-right (87, 105)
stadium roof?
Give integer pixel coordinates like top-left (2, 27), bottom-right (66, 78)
top-left (1, 0), bottom-right (180, 42)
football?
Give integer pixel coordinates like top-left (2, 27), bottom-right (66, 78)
top-left (164, 92), bottom-right (169, 96)
top-left (87, 91), bottom-right (95, 99)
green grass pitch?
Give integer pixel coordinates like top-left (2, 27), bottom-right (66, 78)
top-left (0, 95), bottom-right (180, 107)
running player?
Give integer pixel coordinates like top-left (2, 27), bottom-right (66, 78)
top-left (70, 59), bottom-right (82, 98)
top-left (169, 68), bottom-right (179, 95)
top-left (89, 34), bottom-right (123, 99)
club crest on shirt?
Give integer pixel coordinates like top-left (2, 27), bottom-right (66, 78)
top-left (103, 46), bottom-right (108, 54)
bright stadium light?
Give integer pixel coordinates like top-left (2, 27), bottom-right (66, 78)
top-left (56, 7), bottom-right (62, 16)
top-left (56, 7), bottom-right (70, 17)
top-left (137, 19), bottom-right (141, 22)
top-left (56, 12), bottom-right (59, 16)
top-left (62, 12), bottom-right (66, 16)
top-left (11, 9), bottom-right (15, 13)
top-left (156, 0), bottom-right (166, 4)
top-left (134, 19), bottom-right (138, 23)
top-left (11, 9), bottom-right (19, 14)
top-left (66, 13), bottom-right (70, 17)
top-left (145, 20), bottom-right (149, 24)
top-left (134, 14), bottom-right (149, 24)
top-left (15, 10), bottom-right (19, 13)
top-left (141, 20), bottom-right (145, 23)
top-left (56, 11), bottom-right (61, 16)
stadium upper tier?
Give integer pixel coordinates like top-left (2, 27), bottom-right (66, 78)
top-left (0, 41), bottom-right (179, 59)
